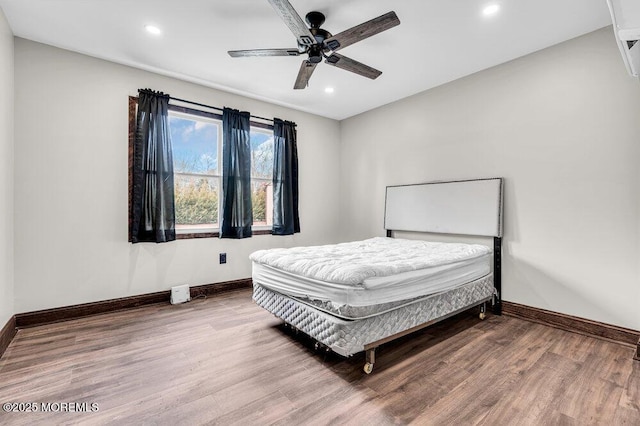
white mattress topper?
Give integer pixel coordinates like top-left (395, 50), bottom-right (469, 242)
top-left (249, 237), bottom-right (491, 286)
top-left (252, 256), bottom-right (490, 306)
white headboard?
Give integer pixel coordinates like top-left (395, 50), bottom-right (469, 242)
top-left (384, 178), bottom-right (503, 237)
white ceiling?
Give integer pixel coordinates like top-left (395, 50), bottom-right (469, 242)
top-left (0, 0), bottom-right (613, 120)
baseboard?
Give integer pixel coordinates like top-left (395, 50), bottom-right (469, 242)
top-left (503, 301), bottom-right (640, 348)
top-left (0, 315), bottom-right (17, 359)
top-left (190, 278), bottom-right (253, 299)
top-left (15, 278), bottom-right (252, 328)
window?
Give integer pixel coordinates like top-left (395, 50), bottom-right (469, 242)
top-left (128, 97), bottom-right (274, 239)
top-left (170, 111), bottom-right (221, 234)
top-left (250, 128), bottom-right (274, 228)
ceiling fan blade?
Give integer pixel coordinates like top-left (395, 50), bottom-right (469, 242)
top-left (324, 11), bottom-right (400, 51)
top-left (324, 53), bottom-right (382, 80)
top-left (228, 48), bottom-right (301, 58)
top-left (294, 60), bottom-right (317, 89)
top-left (267, 0), bottom-right (316, 47)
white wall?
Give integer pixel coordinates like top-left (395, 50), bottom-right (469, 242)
top-left (339, 28), bottom-right (640, 331)
top-left (13, 38), bottom-right (341, 313)
top-left (11, 28), bottom-right (640, 332)
top-left (0, 7), bottom-right (14, 327)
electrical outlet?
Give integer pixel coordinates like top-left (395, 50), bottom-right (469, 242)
top-left (220, 253), bottom-right (227, 264)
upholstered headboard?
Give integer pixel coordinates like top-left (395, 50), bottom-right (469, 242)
top-left (384, 178), bottom-right (504, 237)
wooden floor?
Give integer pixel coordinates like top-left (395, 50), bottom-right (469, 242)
top-left (0, 289), bottom-right (638, 425)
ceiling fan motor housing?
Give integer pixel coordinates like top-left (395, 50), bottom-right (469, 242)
top-left (304, 12), bottom-right (332, 63)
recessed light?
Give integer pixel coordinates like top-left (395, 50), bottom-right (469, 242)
top-left (482, 4), bottom-right (500, 16)
top-left (145, 25), bottom-right (162, 35)
top-left (324, 87), bottom-right (335, 94)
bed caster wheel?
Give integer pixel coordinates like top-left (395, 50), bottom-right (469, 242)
top-left (479, 302), bottom-right (487, 320)
top-left (363, 362), bottom-right (374, 374)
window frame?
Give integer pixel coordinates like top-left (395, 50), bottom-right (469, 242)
top-left (170, 108), bottom-right (222, 236)
top-left (249, 126), bottom-right (276, 232)
top-left (128, 96), bottom-right (274, 240)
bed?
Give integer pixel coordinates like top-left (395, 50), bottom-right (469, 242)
top-left (251, 177), bottom-right (504, 374)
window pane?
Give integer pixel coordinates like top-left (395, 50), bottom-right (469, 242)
top-left (251, 130), bottom-right (273, 179)
top-left (252, 180), bottom-right (272, 227)
top-left (165, 110), bottom-right (275, 233)
top-left (174, 174), bottom-right (219, 228)
top-left (170, 115), bottom-right (219, 175)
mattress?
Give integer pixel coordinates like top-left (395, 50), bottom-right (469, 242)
top-left (250, 237), bottom-right (491, 309)
top-left (252, 275), bottom-right (495, 357)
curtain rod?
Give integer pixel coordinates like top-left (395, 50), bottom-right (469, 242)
top-left (138, 88), bottom-right (296, 127)
top-left (169, 96), bottom-right (275, 123)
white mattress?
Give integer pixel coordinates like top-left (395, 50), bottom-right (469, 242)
top-left (250, 237), bottom-right (491, 308)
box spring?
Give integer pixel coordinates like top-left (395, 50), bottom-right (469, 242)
top-left (252, 274), bottom-right (494, 358)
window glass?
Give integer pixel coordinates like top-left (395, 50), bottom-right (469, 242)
top-left (251, 129), bottom-right (274, 228)
top-left (171, 114), bottom-right (219, 174)
top-left (170, 113), bottom-right (220, 232)
top-left (251, 130), bottom-right (273, 178)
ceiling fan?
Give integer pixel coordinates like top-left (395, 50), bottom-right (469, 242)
top-left (228, 0), bottom-right (400, 89)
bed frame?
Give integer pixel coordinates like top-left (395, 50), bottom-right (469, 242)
top-left (363, 177), bottom-right (504, 372)
top-left (255, 177), bottom-right (504, 374)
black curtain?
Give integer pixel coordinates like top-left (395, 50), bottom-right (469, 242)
top-left (220, 107), bottom-right (253, 238)
top-left (272, 118), bottom-right (300, 235)
top-left (131, 89), bottom-right (176, 243)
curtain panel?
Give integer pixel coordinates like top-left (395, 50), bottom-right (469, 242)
top-left (220, 107), bottom-right (253, 238)
top-left (272, 118), bottom-right (300, 235)
top-left (130, 89), bottom-right (176, 243)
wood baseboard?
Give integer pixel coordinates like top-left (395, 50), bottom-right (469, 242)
top-left (15, 278), bottom-right (252, 328)
top-left (0, 315), bottom-right (17, 359)
top-left (190, 278), bottom-right (252, 299)
top-left (503, 301), bottom-right (640, 349)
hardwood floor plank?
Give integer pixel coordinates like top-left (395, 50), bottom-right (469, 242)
top-left (272, 385), bottom-right (386, 426)
top-left (0, 288), bottom-right (638, 426)
top-left (558, 376), bottom-right (622, 424)
top-left (210, 392), bottom-right (296, 425)
top-left (410, 324), bottom-right (560, 425)
top-left (619, 360), bottom-right (640, 412)
top-left (365, 368), bottom-right (450, 423)
top-left (483, 352), bottom-right (582, 424)
top-left (548, 329), bottom-right (598, 363)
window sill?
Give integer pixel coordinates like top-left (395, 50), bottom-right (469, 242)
top-left (176, 229), bottom-right (273, 240)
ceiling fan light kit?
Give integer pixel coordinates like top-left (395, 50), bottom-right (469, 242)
top-left (228, 0), bottom-right (400, 89)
